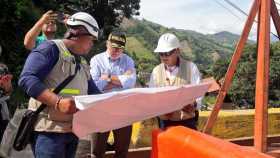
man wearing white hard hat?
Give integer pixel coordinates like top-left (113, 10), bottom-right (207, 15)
top-left (18, 12), bottom-right (101, 158)
top-left (149, 33), bottom-right (202, 130)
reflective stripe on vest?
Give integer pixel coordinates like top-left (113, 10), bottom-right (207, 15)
top-left (81, 58), bottom-right (87, 64)
top-left (63, 51), bottom-right (72, 57)
top-left (63, 51), bottom-right (87, 65)
top-left (51, 88), bottom-right (81, 95)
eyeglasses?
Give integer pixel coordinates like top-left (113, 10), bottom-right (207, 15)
top-left (159, 50), bottom-right (175, 57)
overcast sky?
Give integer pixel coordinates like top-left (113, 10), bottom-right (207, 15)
top-left (137, 0), bottom-right (278, 38)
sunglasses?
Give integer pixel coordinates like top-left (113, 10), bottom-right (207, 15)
top-left (159, 50), bottom-right (175, 57)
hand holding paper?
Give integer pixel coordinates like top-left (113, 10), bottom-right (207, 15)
top-left (73, 82), bottom-right (211, 138)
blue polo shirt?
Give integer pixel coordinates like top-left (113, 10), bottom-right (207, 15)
top-left (19, 40), bottom-right (100, 98)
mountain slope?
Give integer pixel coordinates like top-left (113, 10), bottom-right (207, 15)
top-left (121, 18), bottom-right (244, 73)
top-left (207, 31), bottom-right (240, 47)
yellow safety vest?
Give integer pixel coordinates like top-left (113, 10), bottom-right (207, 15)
top-left (28, 40), bottom-right (90, 133)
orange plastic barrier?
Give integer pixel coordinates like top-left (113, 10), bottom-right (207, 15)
top-left (151, 128), bottom-right (162, 158)
top-left (156, 126), bottom-right (273, 158)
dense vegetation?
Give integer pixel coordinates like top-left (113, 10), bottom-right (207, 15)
top-left (210, 44), bottom-right (280, 108)
top-left (0, 1), bottom-right (279, 111)
top-left (121, 18), bottom-right (279, 108)
top-left (120, 19), bottom-right (251, 74)
top-left (121, 18), bottom-right (239, 85)
top-left (0, 0), bottom-right (140, 113)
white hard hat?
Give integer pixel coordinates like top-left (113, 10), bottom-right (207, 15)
top-left (66, 12), bottom-right (99, 38)
top-left (154, 33), bottom-right (180, 53)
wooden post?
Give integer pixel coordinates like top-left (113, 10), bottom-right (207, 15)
top-left (254, 0), bottom-right (271, 152)
top-left (271, 0), bottom-right (280, 37)
top-left (203, 0), bottom-right (260, 134)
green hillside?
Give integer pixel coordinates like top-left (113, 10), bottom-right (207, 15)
top-left (121, 18), bottom-right (241, 75)
top-left (125, 37), bottom-right (156, 60)
top-left (207, 31), bottom-right (240, 47)
top-left (121, 18), bottom-right (279, 107)
top-left (207, 31), bottom-right (254, 48)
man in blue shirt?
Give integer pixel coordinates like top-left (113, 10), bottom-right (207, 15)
top-left (19, 12), bottom-right (100, 158)
top-left (90, 31), bottom-right (136, 158)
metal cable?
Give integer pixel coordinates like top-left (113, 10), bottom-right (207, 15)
top-left (222, 0), bottom-right (280, 40)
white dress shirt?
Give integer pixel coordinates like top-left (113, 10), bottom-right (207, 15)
top-left (149, 62), bottom-right (202, 109)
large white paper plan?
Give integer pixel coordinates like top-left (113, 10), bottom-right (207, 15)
top-left (73, 82), bottom-right (211, 138)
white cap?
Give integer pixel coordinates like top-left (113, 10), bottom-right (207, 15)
top-left (66, 12), bottom-right (99, 38)
top-left (154, 33), bottom-right (180, 53)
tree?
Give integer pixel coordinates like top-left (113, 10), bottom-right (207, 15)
top-left (210, 43), bottom-right (280, 108)
top-left (32, 0), bottom-right (140, 58)
top-left (0, 0), bottom-right (40, 113)
top-left (210, 58), bottom-right (230, 80)
top-left (269, 42), bottom-right (280, 106)
top-left (32, 0), bottom-right (140, 38)
top-left (0, 0), bottom-right (141, 112)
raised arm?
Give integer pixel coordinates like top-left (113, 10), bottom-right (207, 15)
top-left (24, 10), bottom-right (56, 50)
